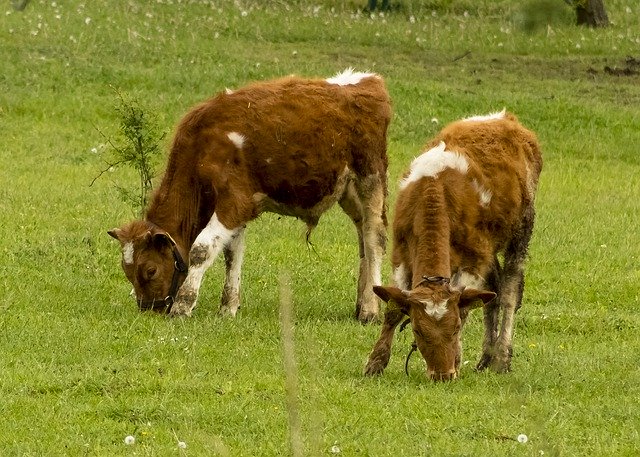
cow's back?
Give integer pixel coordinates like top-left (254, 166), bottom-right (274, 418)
top-left (392, 113), bottom-right (542, 273)
top-left (430, 114), bottom-right (541, 226)
top-left (174, 75), bottom-right (391, 211)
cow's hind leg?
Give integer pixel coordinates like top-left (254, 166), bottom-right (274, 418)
top-left (338, 183), bottom-right (369, 318)
top-left (351, 174), bottom-right (387, 323)
top-left (491, 205), bottom-right (535, 373)
top-left (219, 226), bottom-right (246, 316)
top-left (170, 213), bottom-right (238, 317)
top-left (363, 307), bottom-right (404, 376)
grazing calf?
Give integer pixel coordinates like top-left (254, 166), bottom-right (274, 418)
top-left (108, 69), bottom-right (391, 322)
top-left (364, 110), bottom-right (542, 380)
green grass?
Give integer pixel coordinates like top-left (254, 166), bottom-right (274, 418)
top-left (1, 0), bottom-right (640, 455)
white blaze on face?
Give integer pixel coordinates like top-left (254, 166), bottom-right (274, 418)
top-left (420, 299), bottom-right (449, 321)
top-left (227, 131), bottom-right (245, 149)
top-left (462, 108), bottom-right (506, 122)
top-left (326, 68), bottom-right (376, 86)
top-left (400, 141), bottom-right (468, 190)
top-left (123, 242), bottom-right (134, 265)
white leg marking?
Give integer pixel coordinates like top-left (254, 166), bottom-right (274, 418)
top-left (171, 214), bottom-right (237, 315)
top-left (221, 228), bottom-right (246, 316)
top-left (454, 270), bottom-right (486, 290)
top-left (393, 263), bottom-right (411, 290)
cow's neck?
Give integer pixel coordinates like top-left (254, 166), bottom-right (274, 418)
top-left (144, 165), bottom-right (206, 253)
top-left (410, 181), bottom-right (451, 287)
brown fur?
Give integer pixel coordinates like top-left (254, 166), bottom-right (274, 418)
top-left (109, 72), bottom-right (391, 321)
top-left (364, 112), bottom-right (542, 380)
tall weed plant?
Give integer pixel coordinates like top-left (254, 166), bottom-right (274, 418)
top-left (92, 91), bottom-right (164, 217)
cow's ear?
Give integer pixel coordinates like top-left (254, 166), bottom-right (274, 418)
top-left (108, 228), bottom-right (124, 242)
top-left (151, 232), bottom-right (174, 249)
top-left (458, 289), bottom-right (496, 318)
top-left (373, 286), bottom-right (410, 314)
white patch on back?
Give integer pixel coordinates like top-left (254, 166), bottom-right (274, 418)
top-left (472, 179), bottom-right (493, 207)
top-left (400, 141), bottom-right (468, 190)
top-left (420, 299), bottom-right (449, 321)
top-left (462, 108), bottom-right (506, 122)
top-left (227, 132), bottom-right (245, 149)
top-left (123, 242), bottom-right (134, 265)
top-left (326, 68), bottom-right (376, 86)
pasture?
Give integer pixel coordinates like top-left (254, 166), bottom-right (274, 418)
top-left (1, 0), bottom-right (639, 455)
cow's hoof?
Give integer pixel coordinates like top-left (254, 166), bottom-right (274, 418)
top-left (490, 358), bottom-right (512, 374)
top-left (218, 301), bottom-right (240, 317)
top-left (363, 360), bottom-right (385, 376)
top-left (169, 301), bottom-right (192, 317)
top-left (475, 353), bottom-right (493, 371)
top-left (357, 310), bottom-right (379, 324)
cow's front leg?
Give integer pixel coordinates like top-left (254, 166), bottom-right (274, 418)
top-left (363, 307), bottom-right (404, 376)
top-left (476, 263), bottom-right (501, 371)
top-left (170, 214), bottom-right (236, 317)
top-left (219, 227), bottom-right (246, 316)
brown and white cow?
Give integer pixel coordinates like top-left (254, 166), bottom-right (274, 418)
top-left (108, 69), bottom-right (391, 322)
top-left (363, 110), bottom-right (542, 380)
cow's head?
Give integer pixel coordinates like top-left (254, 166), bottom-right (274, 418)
top-left (373, 279), bottom-right (495, 381)
top-left (108, 221), bottom-right (188, 312)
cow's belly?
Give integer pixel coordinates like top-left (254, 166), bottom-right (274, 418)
top-left (252, 166), bottom-right (352, 227)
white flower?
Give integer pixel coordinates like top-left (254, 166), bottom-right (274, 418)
top-left (431, 118), bottom-right (439, 124)
top-left (331, 444), bottom-right (341, 453)
top-left (85, 17), bottom-right (91, 25)
top-left (517, 434), bottom-right (528, 443)
top-left (241, 10), bottom-right (248, 17)
top-left (177, 441), bottom-right (187, 449)
top-left (124, 435), bottom-right (135, 445)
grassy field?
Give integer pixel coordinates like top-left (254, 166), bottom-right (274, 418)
top-left (1, 0), bottom-right (639, 455)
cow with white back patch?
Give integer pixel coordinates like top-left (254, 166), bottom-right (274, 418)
top-left (364, 110), bottom-right (543, 380)
top-left (108, 69), bottom-right (391, 322)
